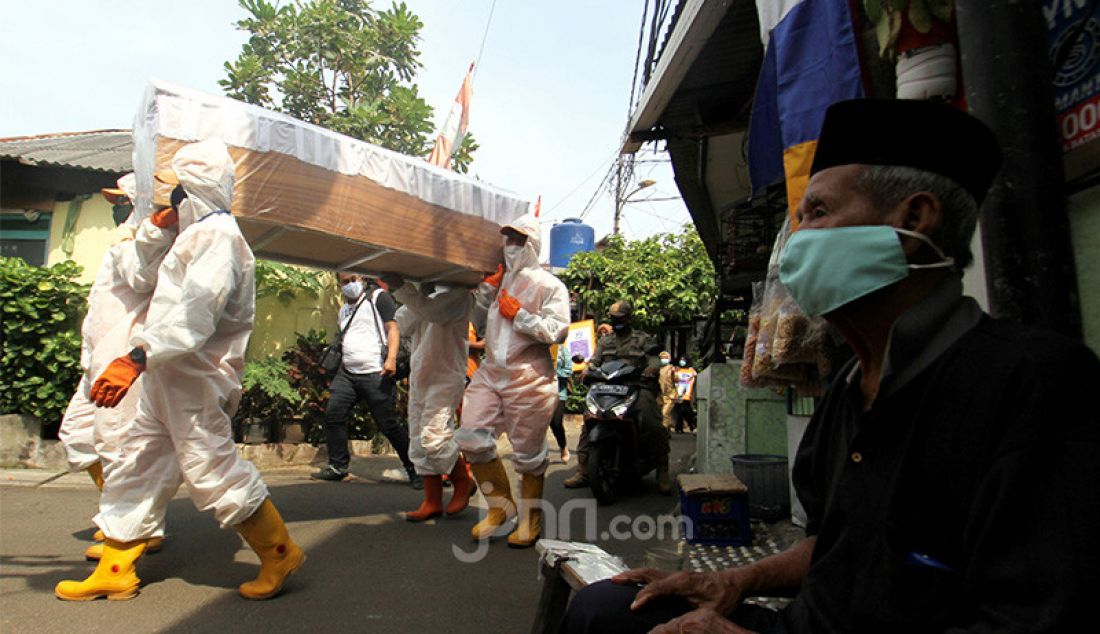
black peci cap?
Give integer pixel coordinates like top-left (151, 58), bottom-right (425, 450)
top-left (811, 99), bottom-right (1003, 204)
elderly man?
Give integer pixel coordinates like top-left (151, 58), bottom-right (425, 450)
top-left (563, 99), bottom-right (1100, 632)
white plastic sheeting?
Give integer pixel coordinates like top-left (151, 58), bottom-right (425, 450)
top-left (131, 79), bottom-right (529, 230)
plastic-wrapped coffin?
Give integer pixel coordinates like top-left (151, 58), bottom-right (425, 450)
top-left (132, 79), bottom-right (530, 285)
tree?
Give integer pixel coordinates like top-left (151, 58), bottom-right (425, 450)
top-left (558, 226), bottom-right (716, 334)
top-left (221, 0), bottom-right (476, 172)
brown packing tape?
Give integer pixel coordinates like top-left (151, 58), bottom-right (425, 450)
top-left (155, 138), bottom-right (505, 284)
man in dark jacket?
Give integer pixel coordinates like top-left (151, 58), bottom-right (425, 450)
top-left (563, 99), bottom-right (1100, 633)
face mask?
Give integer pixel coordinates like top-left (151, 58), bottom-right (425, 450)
top-left (611, 321), bottom-right (629, 333)
top-left (503, 245), bottom-right (525, 271)
top-left (779, 226), bottom-right (954, 317)
top-left (660, 358), bottom-right (670, 366)
top-left (341, 281), bottom-right (363, 300)
top-left (679, 360), bottom-right (687, 367)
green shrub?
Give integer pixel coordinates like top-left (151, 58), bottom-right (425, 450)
top-left (233, 357), bottom-right (302, 441)
top-left (0, 257), bottom-right (88, 429)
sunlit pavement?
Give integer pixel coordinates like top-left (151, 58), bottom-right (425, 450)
top-left (0, 421), bottom-right (696, 633)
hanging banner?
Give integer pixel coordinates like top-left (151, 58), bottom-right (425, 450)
top-left (1046, 1), bottom-right (1100, 151)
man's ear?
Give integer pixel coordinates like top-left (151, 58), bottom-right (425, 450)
top-left (895, 192), bottom-right (942, 258)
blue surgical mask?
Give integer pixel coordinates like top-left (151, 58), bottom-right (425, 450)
top-left (660, 358), bottom-right (670, 366)
top-left (341, 281), bottom-right (364, 300)
top-left (779, 226), bottom-right (954, 317)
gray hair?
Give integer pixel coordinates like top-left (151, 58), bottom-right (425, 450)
top-left (853, 165), bottom-right (979, 271)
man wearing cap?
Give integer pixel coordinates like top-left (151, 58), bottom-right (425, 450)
top-left (563, 300), bottom-right (670, 494)
top-left (562, 99), bottom-right (1099, 632)
top-left (56, 174), bottom-right (180, 561)
top-left (456, 211), bottom-right (570, 548)
top-left (657, 350), bottom-right (677, 431)
top-left (56, 139), bottom-right (304, 603)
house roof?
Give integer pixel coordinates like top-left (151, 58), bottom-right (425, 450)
top-left (0, 130), bottom-right (132, 173)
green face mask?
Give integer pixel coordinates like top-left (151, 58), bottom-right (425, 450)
top-left (779, 226), bottom-right (954, 317)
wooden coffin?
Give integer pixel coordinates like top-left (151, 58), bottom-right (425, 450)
top-left (136, 80), bottom-right (529, 285)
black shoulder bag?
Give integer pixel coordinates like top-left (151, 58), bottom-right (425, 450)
top-left (319, 296), bottom-right (366, 374)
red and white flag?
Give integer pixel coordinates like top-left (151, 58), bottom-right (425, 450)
top-left (427, 63), bottom-right (474, 170)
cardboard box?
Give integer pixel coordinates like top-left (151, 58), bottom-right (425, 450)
top-left (133, 80), bottom-right (530, 285)
top-left (677, 473), bottom-right (752, 546)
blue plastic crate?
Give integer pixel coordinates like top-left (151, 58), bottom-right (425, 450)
top-left (678, 474), bottom-right (752, 546)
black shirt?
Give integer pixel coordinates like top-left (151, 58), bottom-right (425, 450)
top-left (785, 278), bottom-right (1100, 633)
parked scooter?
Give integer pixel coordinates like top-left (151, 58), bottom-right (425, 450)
top-left (581, 359), bottom-right (659, 505)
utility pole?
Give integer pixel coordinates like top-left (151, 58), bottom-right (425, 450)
top-left (956, 0), bottom-right (1082, 338)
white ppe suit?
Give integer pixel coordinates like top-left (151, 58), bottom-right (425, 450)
top-left (59, 174), bottom-right (178, 484)
top-left (456, 212), bottom-right (570, 476)
top-left (96, 139), bottom-right (268, 541)
top-left (392, 284), bottom-right (472, 475)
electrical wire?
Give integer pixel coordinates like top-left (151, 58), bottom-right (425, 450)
top-left (543, 148), bottom-right (620, 219)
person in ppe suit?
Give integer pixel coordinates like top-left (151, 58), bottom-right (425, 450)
top-left (456, 212), bottom-right (570, 548)
top-left (55, 139), bottom-right (304, 602)
top-left (382, 275), bottom-right (477, 522)
top-left (57, 174), bottom-right (181, 560)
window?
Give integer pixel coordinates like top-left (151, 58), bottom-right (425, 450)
top-left (0, 211), bottom-right (52, 266)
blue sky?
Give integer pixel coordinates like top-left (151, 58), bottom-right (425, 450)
top-left (0, 0), bottom-right (692, 244)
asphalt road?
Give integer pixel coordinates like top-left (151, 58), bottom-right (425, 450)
top-left (0, 427), bottom-right (697, 634)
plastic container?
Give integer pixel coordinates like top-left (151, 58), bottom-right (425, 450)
top-left (549, 218), bottom-right (595, 268)
top-left (730, 454), bottom-right (790, 522)
top-left (677, 474), bottom-right (752, 546)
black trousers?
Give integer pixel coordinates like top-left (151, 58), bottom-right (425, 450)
top-left (324, 367), bottom-right (412, 472)
top-left (674, 401), bottom-right (697, 431)
top-left (549, 398), bottom-right (568, 450)
top-left (561, 580), bottom-right (784, 633)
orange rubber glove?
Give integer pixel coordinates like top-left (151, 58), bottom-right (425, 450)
top-left (90, 354), bottom-right (144, 408)
top-left (150, 207), bottom-right (178, 229)
top-left (482, 264), bottom-right (504, 288)
top-left (498, 289), bottom-right (521, 320)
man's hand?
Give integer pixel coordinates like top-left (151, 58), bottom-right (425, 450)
top-left (381, 357), bottom-right (397, 376)
top-left (613, 568), bottom-right (745, 616)
top-left (650, 608), bottom-right (753, 634)
top-left (498, 289), bottom-right (521, 320)
top-left (149, 206), bottom-right (178, 229)
top-left (482, 264), bottom-right (504, 288)
top-left (90, 354), bottom-right (145, 408)
top-left (380, 274), bottom-right (404, 291)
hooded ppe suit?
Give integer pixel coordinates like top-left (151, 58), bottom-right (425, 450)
top-left (95, 139), bottom-right (268, 540)
top-left (456, 213), bottom-right (570, 476)
top-left (392, 284), bottom-right (472, 475)
top-left (59, 174), bottom-right (178, 502)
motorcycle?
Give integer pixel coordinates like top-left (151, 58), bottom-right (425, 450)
top-left (581, 359), bottom-right (659, 505)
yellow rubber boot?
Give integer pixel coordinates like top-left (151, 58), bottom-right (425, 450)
top-left (86, 536), bottom-right (164, 561)
top-left (235, 499), bottom-right (305, 600)
top-left (55, 539), bottom-right (147, 601)
top-left (507, 473), bottom-right (545, 548)
top-left (469, 458), bottom-right (516, 540)
top-left (86, 462), bottom-right (104, 491)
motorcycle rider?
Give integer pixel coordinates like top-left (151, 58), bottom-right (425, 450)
top-left (563, 301), bottom-right (671, 495)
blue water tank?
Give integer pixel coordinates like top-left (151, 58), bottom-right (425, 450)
top-left (549, 218), bottom-right (595, 268)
